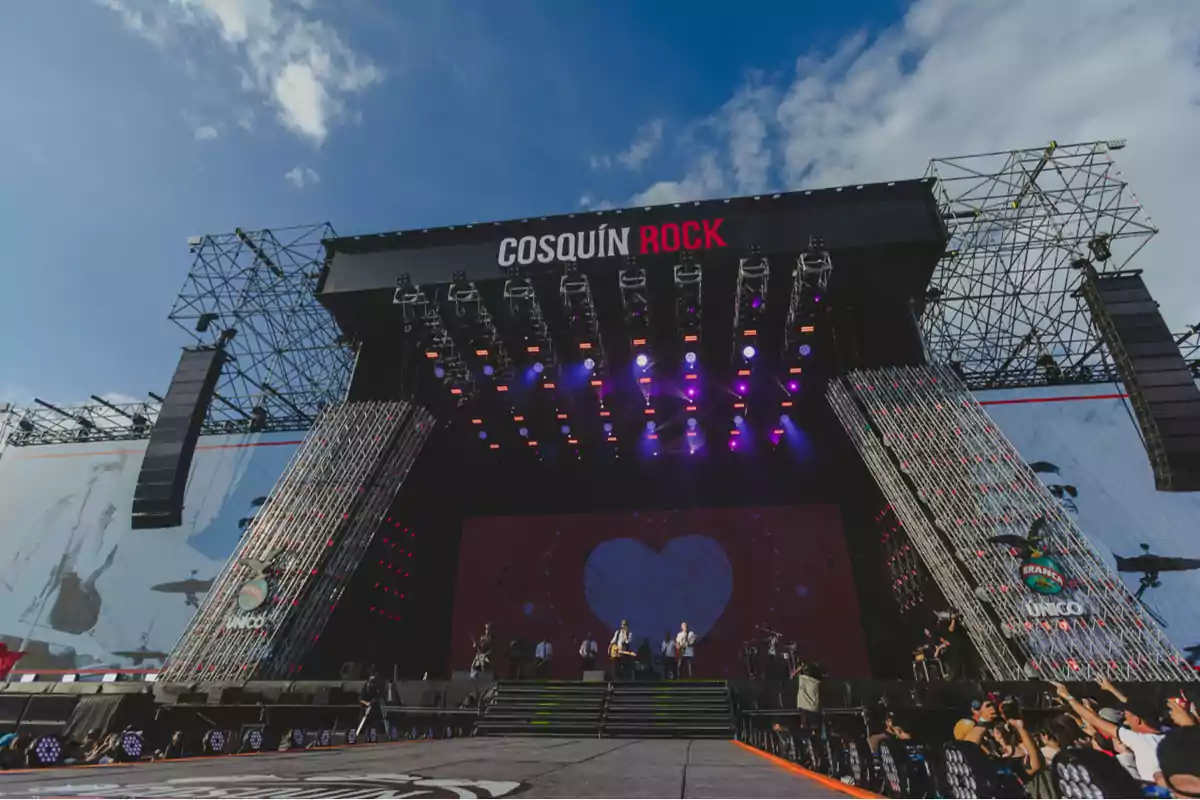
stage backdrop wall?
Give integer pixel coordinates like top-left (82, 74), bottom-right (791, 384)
top-left (0, 434), bottom-right (301, 670)
top-left (978, 386), bottom-right (1200, 666)
top-left (449, 506), bottom-right (873, 680)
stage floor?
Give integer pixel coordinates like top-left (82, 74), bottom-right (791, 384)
top-left (0, 737), bottom-right (871, 798)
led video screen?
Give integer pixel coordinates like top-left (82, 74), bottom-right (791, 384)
top-left (449, 506), bottom-right (871, 679)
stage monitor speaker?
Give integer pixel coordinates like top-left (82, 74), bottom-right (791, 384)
top-left (1081, 268), bottom-right (1200, 492)
top-left (131, 347), bottom-right (226, 528)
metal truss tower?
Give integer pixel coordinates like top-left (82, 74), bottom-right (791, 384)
top-left (168, 223), bottom-right (354, 434)
top-left (922, 140), bottom-right (1161, 390)
top-left (829, 365), bottom-right (1195, 682)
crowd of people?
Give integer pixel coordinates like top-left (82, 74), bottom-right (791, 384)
top-left (863, 677), bottom-right (1200, 798)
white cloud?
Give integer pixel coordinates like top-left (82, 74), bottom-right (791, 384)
top-left (193, 125), bottom-right (219, 141)
top-left (98, 0), bottom-right (383, 145)
top-left (592, 118), bottom-right (665, 172)
top-left (284, 164), bottom-right (320, 189)
top-left (628, 0), bottom-right (1200, 329)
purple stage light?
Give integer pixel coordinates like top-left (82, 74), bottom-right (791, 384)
top-left (583, 357), bottom-right (595, 370)
top-left (686, 387), bottom-right (696, 398)
top-left (433, 366), bottom-right (446, 379)
top-left (687, 417), bottom-right (697, 429)
top-left (482, 364), bottom-right (495, 376)
top-left (561, 425), bottom-right (571, 434)
top-left (779, 414), bottom-right (791, 424)
top-left (518, 427), bottom-right (529, 437)
top-left (798, 344), bottom-right (812, 357)
top-left (737, 383), bottom-right (748, 394)
top-left (684, 351), bottom-right (697, 365)
top-left (733, 415), bottom-right (744, 426)
top-left (603, 422), bottom-right (613, 433)
top-left (532, 361), bottom-right (545, 373)
top-left (646, 420), bottom-right (656, 432)
top-left (729, 439), bottom-right (738, 450)
top-left (751, 296), bottom-right (762, 310)
top-left (742, 344), bottom-right (757, 359)
top-left (787, 380), bottom-right (799, 391)
top-left (478, 430), bottom-right (488, 440)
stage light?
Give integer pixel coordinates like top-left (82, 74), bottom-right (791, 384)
top-left (780, 414), bottom-right (791, 424)
top-left (646, 421), bottom-right (656, 432)
top-left (561, 425), bottom-right (571, 434)
top-left (729, 439), bottom-right (738, 450)
top-left (733, 415), bottom-right (744, 426)
top-left (687, 417), bottom-right (697, 428)
top-left (203, 729), bottom-right (226, 754)
top-left (318, 729), bottom-right (332, 748)
top-left (798, 344), bottom-right (812, 357)
top-left (684, 351), bottom-right (697, 365)
top-left (291, 728), bottom-right (306, 748)
top-left (635, 353), bottom-right (649, 368)
top-left (742, 345), bottom-right (757, 359)
top-left (787, 380), bottom-right (799, 392)
top-left (433, 365), bottom-right (446, 379)
top-left (583, 357), bottom-right (596, 370)
top-left (518, 427), bottom-right (529, 437)
top-left (603, 422), bottom-right (613, 433)
top-left (346, 729), bottom-right (358, 745)
top-left (532, 361), bottom-right (545, 373)
top-left (737, 383), bottom-right (748, 394)
top-left (31, 735), bottom-right (62, 766)
top-left (483, 364), bottom-right (495, 376)
top-left (686, 387), bottom-right (696, 398)
top-left (478, 431), bottom-right (488, 440)
top-left (120, 730), bottom-right (145, 760)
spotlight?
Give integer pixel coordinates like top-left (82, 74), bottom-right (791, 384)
top-left (686, 387), bottom-right (696, 398)
top-left (646, 421), bottom-right (656, 432)
top-left (243, 728), bottom-right (264, 752)
top-left (742, 345), bottom-right (756, 359)
top-left (367, 728), bottom-right (379, 744)
top-left (203, 729), bottom-right (227, 754)
top-left (31, 735), bottom-right (62, 766)
top-left (346, 729), bottom-right (358, 745)
top-left (120, 730), bottom-right (144, 760)
top-left (478, 430), bottom-right (488, 440)
top-left (561, 425), bottom-right (571, 434)
top-left (798, 344), bottom-right (812, 357)
top-left (518, 427), bottom-right (529, 437)
top-left (684, 351), bottom-right (697, 365)
top-left (635, 353), bottom-right (649, 368)
top-left (737, 383), bottom-right (748, 394)
top-left (583, 357), bottom-right (596, 370)
top-left (433, 365), bottom-right (446, 379)
top-left (729, 439), bottom-right (738, 450)
top-left (733, 415), bottom-right (744, 426)
top-left (687, 417), bottom-right (697, 429)
top-left (780, 414), bottom-right (791, 424)
top-left (603, 422), bottom-right (613, 433)
top-left (291, 728), bottom-right (306, 749)
top-left (787, 380), bottom-right (799, 392)
top-left (483, 364), bottom-right (495, 376)
top-left (532, 362), bottom-right (545, 374)
top-left (317, 729), bottom-right (332, 748)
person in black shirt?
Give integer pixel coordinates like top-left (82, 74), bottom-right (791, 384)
top-left (356, 665), bottom-right (386, 739)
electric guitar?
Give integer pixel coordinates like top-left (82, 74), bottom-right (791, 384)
top-left (608, 642), bottom-right (636, 659)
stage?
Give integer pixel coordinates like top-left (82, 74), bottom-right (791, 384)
top-left (0, 737), bottom-right (872, 799)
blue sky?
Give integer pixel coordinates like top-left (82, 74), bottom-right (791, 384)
top-left (2, 0), bottom-right (1198, 408)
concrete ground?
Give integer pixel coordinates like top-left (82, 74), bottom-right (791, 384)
top-left (0, 737), bottom-right (873, 798)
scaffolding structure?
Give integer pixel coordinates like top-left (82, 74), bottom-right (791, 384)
top-left (923, 140), bottom-right (1160, 390)
top-left (829, 365), bottom-right (1195, 682)
top-left (160, 400), bottom-right (434, 682)
top-left (167, 223), bottom-right (354, 434)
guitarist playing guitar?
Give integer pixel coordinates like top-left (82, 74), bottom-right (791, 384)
top-left (609, 620), bottom-right (636, 680)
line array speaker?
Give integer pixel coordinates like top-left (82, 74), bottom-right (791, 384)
top-left (131, 347), bottom-right (226, 528)
top-left (1080, 267), bottom-right (1200, 492)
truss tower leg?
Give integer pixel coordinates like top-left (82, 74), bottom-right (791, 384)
top-left (159, 400), bottom-right (435, 682)
top-left (827, 365), bottom-right (1194, 682)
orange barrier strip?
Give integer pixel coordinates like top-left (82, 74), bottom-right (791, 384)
top-left (734, 739), bottom-right (881, 799)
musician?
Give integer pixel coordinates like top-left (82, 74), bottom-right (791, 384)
top-left (579, 633), bottom-right (598, 672)
top-left (660, 631), bottom-right (676, 680)
top-left (534, 635), bottom-right (553, 678)
top-left (355, 664), bottom-right (387, 739)
top-left (610, 620), bottom-right (634, 680)
top-left (675, 622), bottom-right (697, 678)
top-left (470, 623), bottom-right (493, 679)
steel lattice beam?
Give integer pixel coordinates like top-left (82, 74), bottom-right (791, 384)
top-left (829, 365), bottom-right (1195, 682)
top-left (167, 223), bottom-right (354, 434)
top-left (922, 140), bottom-right (1159, 390)
top-left (159, 400), bottom-right (434, 682)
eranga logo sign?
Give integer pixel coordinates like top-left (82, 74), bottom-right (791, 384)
top-left (1020, 554), bottom-right (1067, 595)
top-left (497, 218), bottom-right (727, 267)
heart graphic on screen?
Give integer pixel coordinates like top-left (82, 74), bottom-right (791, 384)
top-left (583, 535), bottom-right (732, 645)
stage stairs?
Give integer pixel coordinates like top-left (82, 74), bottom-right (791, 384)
top-left (474, 681), bottom-right (607, 736)
top-left (602, 680), bottom-right (733, 738)
top-left (475, 680), bottom-right (734, 738)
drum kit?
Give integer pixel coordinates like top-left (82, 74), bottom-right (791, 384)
top-left (741, 625), bottom-right (799, 680)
